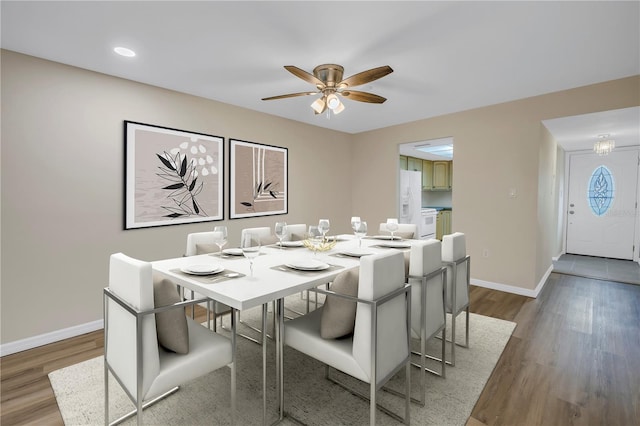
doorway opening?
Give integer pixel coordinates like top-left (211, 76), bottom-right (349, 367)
top-left (398, 137), bottom-right (454, 240)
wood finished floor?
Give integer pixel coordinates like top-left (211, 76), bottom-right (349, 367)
top-left (2, 273), bottom-right (639, 425)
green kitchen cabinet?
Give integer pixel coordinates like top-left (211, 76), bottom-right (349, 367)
top-left (422, 159), bottom-right (433, 189)
top-left (399, 155), bottom-right (408, 170)
top-left (407, 156), bottom-right (423, 173)
top-left (436, 210), bottom-right (452, 240)
top-left (432, 161), bottom-right (451, 190)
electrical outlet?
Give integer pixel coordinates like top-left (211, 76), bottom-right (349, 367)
top-left (482, 248), bottom-right (490, 258)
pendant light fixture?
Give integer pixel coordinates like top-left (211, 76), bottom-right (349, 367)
top-left (593, 134), bottom-right (615, 156)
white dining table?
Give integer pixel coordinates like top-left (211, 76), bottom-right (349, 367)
top-left (151, 235), bottom-right (415, 425)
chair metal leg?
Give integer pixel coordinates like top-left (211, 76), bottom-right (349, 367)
top-left (326, 367), bottom-right (409, 425)
top-left (107, 387), bottom-right (180, 426)
top-left (222, 310), bottom-right (272, 345)
top-left (404, 361), bottom-right (411, 425)
top-left (104, 360), bottom-right (109, 426)
top-left (370, 379), bottom-right (376, 426)
top-left (465, 305), bottom-right (470, 348)
top-left (451, 310), bottom-right (456, 367)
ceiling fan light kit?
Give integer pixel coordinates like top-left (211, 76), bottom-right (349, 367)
top-left (310, 97), bottom-right (325, 114)
top-left (262, 63), bottom-right (393, 117)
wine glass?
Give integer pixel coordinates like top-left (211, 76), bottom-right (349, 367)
top-left (386, 218), bottom-right (399, 240)
top-left (241, 233), bottom-right (261, 277)
top-left (354, 221), bottom-right (367, 248)
top-left (308, 225), bottom-right (322, 256)
top-left (351, 216), bottom-right (361, 238)
top-left (274, 222), bottom-right (287, 249)
top-left (212, 225), bottom-right (228, 255)
top-left (318, 219), bottom-right (330, 241)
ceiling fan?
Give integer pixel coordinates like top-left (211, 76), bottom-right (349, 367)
top-left (262, 64), bottom-right (393, 115)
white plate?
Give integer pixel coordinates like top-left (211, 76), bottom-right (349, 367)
top-left (222, 248), bottom-right (244, 256)
top-left (340, 249), bottom-right (374, 258)
top-left (279, 240), bottom-right (305, 247)
top-left (372, 235), bottom-right (402, 240)
top-left (285, 259), bottom-right (330, 271)
top-left (181, 264), bottom-right (224, 275)
top-left (378, 242), bottom-right (411, 249)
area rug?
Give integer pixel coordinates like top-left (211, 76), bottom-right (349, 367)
top-left (50, 296), bottom-right (515, 425)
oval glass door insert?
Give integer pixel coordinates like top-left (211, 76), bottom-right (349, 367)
top-left (588, 165), bottom-right (614, 216)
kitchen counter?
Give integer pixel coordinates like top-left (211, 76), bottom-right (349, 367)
top-left (424, 206), bottom-right (452, 211)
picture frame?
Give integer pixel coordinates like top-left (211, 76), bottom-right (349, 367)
top-left (229, 139), bottom-right (288, 219)
top-left (124, 121), bottom-right (224, 229)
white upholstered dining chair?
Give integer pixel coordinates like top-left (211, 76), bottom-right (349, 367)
top-left (283, 223), bottom-right (307, 241)
top-left (441, 232), bottom-right (471, 366)
top-left (185, 230), bottom-right (222, 256)
top-left (378, 223), bottom-right (418, 239)
top-left (407, 239), bottom-right (447, 405)
top-left (103, 253), bottom-right (235, 426)
top-left (240, 226), bottom-right (277, 246)
top-left (284, 250), bottom-right (411, 425)
top-left (184, 231), bottom-right (227, 319)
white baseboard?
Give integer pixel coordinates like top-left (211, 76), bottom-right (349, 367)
top-left (552, 250), bottom-right (565, 262)
top-left (0, 319), bottom-right (104, 357)
top-left (471, 265), bottom-right (552, 299)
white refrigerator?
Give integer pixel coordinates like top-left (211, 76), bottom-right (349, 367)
top-left (399, 169), bottom-right (422, 231)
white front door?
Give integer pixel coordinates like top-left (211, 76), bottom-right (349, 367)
top-left (566, 149), bottom-right (639, 260)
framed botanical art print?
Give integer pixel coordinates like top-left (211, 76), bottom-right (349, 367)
top-left (125, 121), bottom-right (224, 229)
top-left (229, 139), bottom-right (288, 219)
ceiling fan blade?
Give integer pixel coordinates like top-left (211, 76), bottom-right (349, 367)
top-left (338, 65), bottom-right (393, 88)
top-left (340, 90), bottom-right (387, 103)
top-left (261, 91), bottom-right (318, 101)
top-left (284, 65), bottom-right (325, 88)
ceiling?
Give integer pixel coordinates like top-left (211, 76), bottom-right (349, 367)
top-left (543, 106), bottom-right (640, 152)
top-left (2, 1), bottom-right (639, 140)
top-left (399, 137), bottom-right (454, 161)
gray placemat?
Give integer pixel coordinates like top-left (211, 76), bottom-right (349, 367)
top-left (267, 243), bottom-right (307, 250)
top-left (329, 253), bottom-right (368, 259)
top-left (370, 244), bottom-right (411, 250)
top-left (170, 268), bottom-right (245, 284)
top-left (208, 252), bottom-right (267, 260)
top-left (270, 263), bottom-right (344, 276)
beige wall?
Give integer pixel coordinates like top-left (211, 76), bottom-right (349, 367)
top-left (0, 50), bottom-right (353, 344)
top-left (536, 125), bottom-right (560, 281)
top-left (2, 48), bottom-right (639, 347)
top-left (351, 75), bottom-right (639, 292)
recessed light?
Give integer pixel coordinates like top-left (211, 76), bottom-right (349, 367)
top-left (114, 46), bottom-right (136, 57)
